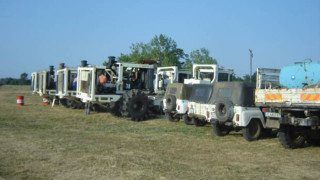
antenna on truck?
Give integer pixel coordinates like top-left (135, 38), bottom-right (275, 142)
top-left (249, 49), bottom-right (253, 82)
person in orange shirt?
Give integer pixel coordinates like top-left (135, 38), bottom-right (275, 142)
top-left (99, 71), bottom-right (107, 83)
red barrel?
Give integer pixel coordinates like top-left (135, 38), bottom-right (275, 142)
top-left (17, 96), bottom-right (24, 106)
top-left (42, 96), bottom-right (49, 105)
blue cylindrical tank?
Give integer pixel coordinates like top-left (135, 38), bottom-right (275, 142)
top-left (279, 61), bottom-right (320, 88)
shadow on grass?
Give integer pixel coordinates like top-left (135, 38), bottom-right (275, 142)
top-left (212, 130), bottom-right (279, 140)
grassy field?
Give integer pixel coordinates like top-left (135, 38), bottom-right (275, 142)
top-left (0, 85), bottom-right (319, 180)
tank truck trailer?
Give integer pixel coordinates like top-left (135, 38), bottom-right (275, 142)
top-left (76, 56), bottom-right (191, 121)
top-left (255, 61), bottom-right (320, 148)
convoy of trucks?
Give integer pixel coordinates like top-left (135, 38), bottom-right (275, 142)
top-left (31, 58), bottom-right (320, 149)
top-left (76, 56), bottom-right (191, 120)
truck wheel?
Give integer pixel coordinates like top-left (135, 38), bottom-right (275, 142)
top-left (66, 99), bottom-right (77, 109)
top-left (74, 99), bottom-right (84, 109)
top-left (242, 119), bottom-right (262, 141)
top-left (166, 112), bottom-right (179, 122)
top-left (60, 99), bottom-right (67, 108)
top-left (306, 131), bottom-right (320, 146)
top-left (262, 129), bottom-right (273, 137)
top-left (110, 101), bottom-right (121, 116)
top-left (306, 138), bottom-right (320, 146)
top-left (212, 122), bottom-right (229, 136)
top-left (183, 114), bottom-right (193, 125)
top-left (215, 99), bottom-right (234, 122)
top-left (121, 89), bottom-right (150, 121)
top-left (278, 125), bottom-right (305, 149)
top-left (165, 95), bottom-right (176, 111)
top-left (193, 117), bottom-right (206, 126)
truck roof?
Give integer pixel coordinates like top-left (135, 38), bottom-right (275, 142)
top-left (209, 82), bottom-right (256, 106)
top-left (164, 83), bottom-right (192, 100)
top-left (188, 84), bottom-right (213, 103)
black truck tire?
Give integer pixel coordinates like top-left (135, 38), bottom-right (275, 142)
top-left (165, 95), bottom-right (176, 111)
top-left (182, 114), bottom-right (193, 125)
top-left (166, 112), bottom-right (179, 122)
top-left (278, 125), bottom-right (306, 149)
top-left (192, 117), bottom-right (207, 127)
top-left (110, 101), bottom-right (121, 116)
top-left (242, 119), bottom-right (262, 141)
top-left (215, 99), bottom-right (234, 122)
top-left (67, 99), bottom-right (76, 109)
top-left (121, 89), bottom-right (150, 121)
top-left (212, 122), bottom-right (229, 136)
top-left (306, 131), bottom-right (320, 146)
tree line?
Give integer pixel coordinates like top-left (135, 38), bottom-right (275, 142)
top-left (0, 73), bottom-right (31, 85)
top-left (113, 34), bottom-right (253, 82)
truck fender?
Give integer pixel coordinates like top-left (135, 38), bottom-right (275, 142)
top-left (239, 110), bottom-right (266, 128)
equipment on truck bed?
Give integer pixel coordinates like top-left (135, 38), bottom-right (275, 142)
top-left (279, 59), bottom-right (320, 88)
top-left (255, 65), bottom-right (320, 148)
top-left (55, 62), bottom-right (85, 109)
top-left (76, 56), bottom-right (191, 120)
top-left (34, 66), bottom-right (57, 103)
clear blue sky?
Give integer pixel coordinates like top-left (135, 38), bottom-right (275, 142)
top-left (1, 0), bottom-right (319, 78)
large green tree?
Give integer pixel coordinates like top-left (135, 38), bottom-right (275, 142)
top-left (117, 42), bottom-right (153, 63)
top-left (149, 34), bottom-right (187, 67)
top-left (184, 48), bottom-right (217, 70)
top-left (117, 34), bottom-right (187, 68)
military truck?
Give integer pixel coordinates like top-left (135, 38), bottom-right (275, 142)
top-left (209, 82), bottom-right (270, 141)
top-left (255, 63), bottom-right (320, 148)
top-left (163, 83), bottom-right (193, 123)
top-left (76, 56), bottom-right (190, 120)
top-left (163, 64), bottom-right (233, 124)
top-left (187, 84), bottom-right (214, 126)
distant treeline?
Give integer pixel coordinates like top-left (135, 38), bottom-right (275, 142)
top-left (0, 73), bottom-right (31, 85)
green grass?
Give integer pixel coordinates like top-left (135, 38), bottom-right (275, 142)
top-left (0, 85), bottom-right (320, 179)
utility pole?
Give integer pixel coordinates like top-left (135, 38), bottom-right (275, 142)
top-left (249, 49), bottom-right (253, 82)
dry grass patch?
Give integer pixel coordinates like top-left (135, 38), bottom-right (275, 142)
top-left (0, 85), bottom-right (319, 179)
